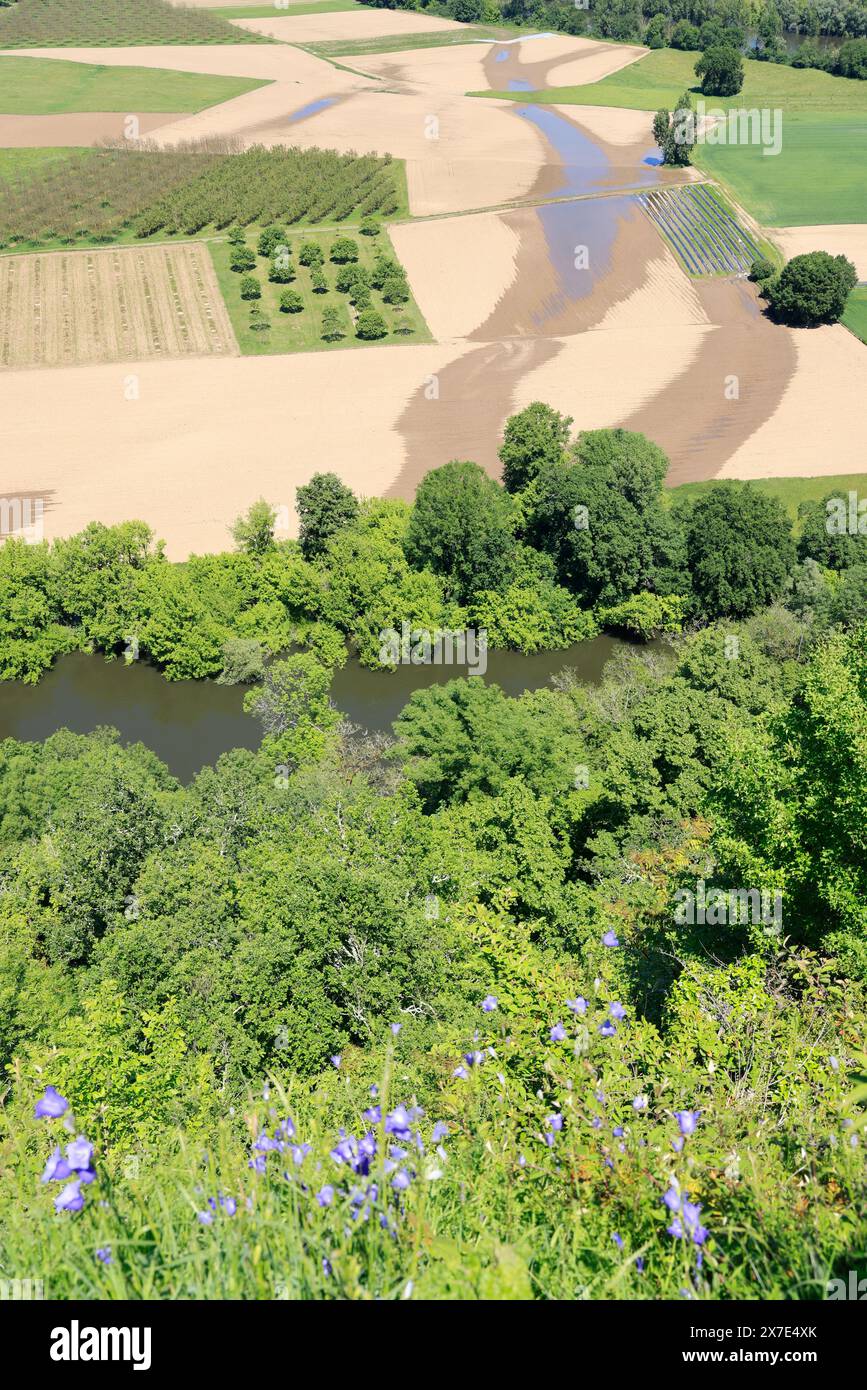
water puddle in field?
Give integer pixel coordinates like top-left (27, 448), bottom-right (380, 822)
top-left (286, 97), bottom-right (335, 125)
top-left (0, 637), bottom-right (651, 782)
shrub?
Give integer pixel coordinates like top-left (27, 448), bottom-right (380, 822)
top-left (381, 275), bottom-right (409, 305)
top-left (359, 216), bottom-right (381, 237)
top-left (299, 241), bottom-right (324, 267)
top-left (229, 246), bottom-right (256, 273)
top-left (671, 19), bottom-right (700, 49)
top-left (310, 268), bottom-right (328, 293)
top-left (257, 226), bottom-right (287, 258)
top-left (749, 256), bottom-right (775, 283)
top-left (279, 288), bottom-right (304, 313)
top-left (355, 308), bottom-right (388, 340)
top-left (239, 275), bottom-right (261, 300)
top-left (335, 264), bottom-right (369, 294)
top-left (836, 38), bottom-right (867, 80)
top-left (351, 285), bottom-right (371, 309)
top-left (644, 13), bottom-right (668, 48)
top-left (268, 255), bottom-right (295, 284)
top-left (321, 306), bottom-right (344, 341)
top-left (330, 237), bottom-right (359, 264)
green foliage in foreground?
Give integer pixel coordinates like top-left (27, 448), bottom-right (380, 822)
top-left (1, 604), bottom-right (866, 1298)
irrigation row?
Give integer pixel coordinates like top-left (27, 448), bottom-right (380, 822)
top-left (638, 186), bottom-right (759, 276)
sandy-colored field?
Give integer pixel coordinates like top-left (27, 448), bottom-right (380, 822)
top-left (0, 44), bottom-right (347, 83)
top-left (0, 112), bottom-right (185, 147)
top-left (0, 344), bottom-right (456, 556)
top-left (347, 35), bottom-right (646, 95)
top-left (234, 11), bottom-right (464, 42)
top-left (771, 224), bottom-right (867, 282)
top-left (550, 104), bottom-right (655, 148)
top-left (390, 211), bottom-right (521, 340)
top-left (721, 324), bottom-right (867, 479)
top-left (0, 244), bottom-right (237, 370)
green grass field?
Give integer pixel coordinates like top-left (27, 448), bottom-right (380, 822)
top-left (481, 47), bottom-right (867, 117)
top-left (669, 472), bottom-right (867, 525)
top-left (213, 0), bottom-right (362, 15)
top-left (0, 55), bottom-right (267, 114)
top-left (479, 49), bottom-right (867, 228)
top-left (209, 224), bottom-right (430, 355)
top-left (842, 285), bottom-right (867, 345)
top-left (695, 114), bottom-right (867, 225)
top-left (305, 24), bottom-right (513, 58)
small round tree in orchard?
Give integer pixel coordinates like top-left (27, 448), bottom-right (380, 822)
top-left (355, 307), bottom-right (387, 340)
top-left (279, 288), bottom-right (304, 313)
top-left (239, 275), bottom-right (261, 300)
top-left (230, 246), bottom-right (256, 273)
top-left (330, 237), bottom-right (359, 264)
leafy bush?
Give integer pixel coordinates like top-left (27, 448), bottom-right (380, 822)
top-left (279, 288), bottom-right (304, 313)
top-left (239, 275), bottom-right (261, 300)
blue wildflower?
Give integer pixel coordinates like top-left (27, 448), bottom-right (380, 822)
top-left (566, 997), bottom-right (588, 1014)
top-left (316, 1185), bottom-right (335, 1207)
top-left (54, 1180), bottom-right (84, 1214)
top-left (481, 995), bottom-right (498, 1012)
top-left (602, 931), bottom-right (620, 948)
top-left (41, 1146), bottom-right (72, 1184)
top-left (674, 1110), bottom-right (701, 1137)
top-left (96, 1247), bottom-right (112, 1265)
top-left (35, 1086), bottom-right (68, 1120)
top-left (598, 1020), bottom-right (617, 1038)
top-left (549, 1022), bottom-right (567, 1042)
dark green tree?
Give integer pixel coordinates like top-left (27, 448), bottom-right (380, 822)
top-left (695, 44), bottom-right (745, 95)
top-left (405, 461), bottom-right (517, 602)
top-left (768, 251), bottom-right (858, 326)
top-left (296, 472), bottom-right (360, 560)
top-left (685, 482), bottom-right (794, 619)
top-left (498, 401), bottom-right (573, 493)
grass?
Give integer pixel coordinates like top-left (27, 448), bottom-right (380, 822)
top-left (305, 24), bottom-right (515, 58)
top-left (213, 1), bottom-right (363, 15)
top-left (0, 55), bottom-right (268, 115)
top-left (209, 223), bottom-right (430, 355)
top-left (669, 472), bottom-right (867, 525)
top-left (842, 286), bottom-right (867, 345)
top-left (0, 0), bottom-right (274, 46)
top-left (479, 47), bottom-right (867, 117)
top-left (478, 49), bottom-right (867, 228)
top-left (695, 114), bottom-right (867, 226)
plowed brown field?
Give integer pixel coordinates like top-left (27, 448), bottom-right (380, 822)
top-left (0, 242), bottom-right (238, 369)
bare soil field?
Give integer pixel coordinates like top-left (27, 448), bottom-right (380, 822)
top-left (720, 323), bottom-right (867, 479)
top-left (0, 111), bottom-right (185, 146)
top-left (0, 343), bottom-right (458, 556)
top-left (389, 210), bottom-right (522, 341)
top-left (771, 224), bottom-right (867, 281)
top-left (0, 44), bottom-right (342, 83)
top-left (234, 11), bottom-right (464, 43)
top-left (347, 36), bottom-right (646, 96)
top-left (0, 244), bottom-right (237, 369)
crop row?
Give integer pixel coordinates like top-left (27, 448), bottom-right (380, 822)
top-left (637, 185), bottom-right (762, 277)
top-left (0, 0), bottom-right (270, 47)
top-left (135, 147), bottom-right (402, 237)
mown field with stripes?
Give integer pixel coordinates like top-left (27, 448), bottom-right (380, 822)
top-left (0, 243), bottom-right (238, 368)
top-left (637, 184), bottom-right (763, 277)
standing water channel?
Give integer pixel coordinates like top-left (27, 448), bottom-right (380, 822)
top-left (0, 636), bottom-right (644, 782)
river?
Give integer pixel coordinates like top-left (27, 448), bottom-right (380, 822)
top-left (0, 635), bottom-right (637, 781)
